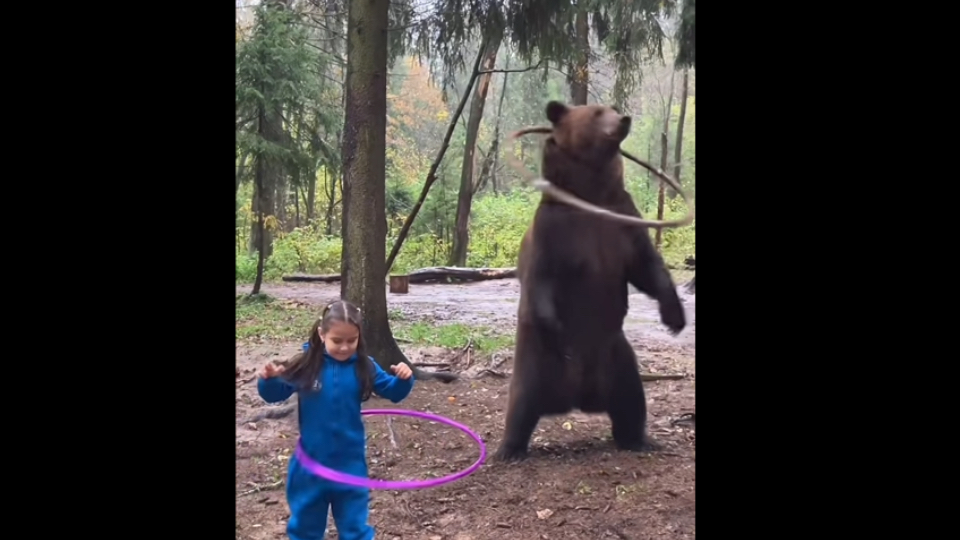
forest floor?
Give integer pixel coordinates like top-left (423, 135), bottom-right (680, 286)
top-left (236, 272), bottom-right (695, 540)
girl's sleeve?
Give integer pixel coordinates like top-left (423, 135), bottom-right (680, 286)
top-left (370, 358), bottom-right (415, 403)
top-left (258, 376), bottom-right (296, 403)
top-left (258, 348), bottom-right (307, 403)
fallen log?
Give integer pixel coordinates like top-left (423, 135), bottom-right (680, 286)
top-left (640, 373), bottom-right (687, 382)
top-left (282, 266), bottom-right (517, 284)
top-left (281, 273), bottom-right (341, 283)
top-left (407, 266), bottom-right (516, 284)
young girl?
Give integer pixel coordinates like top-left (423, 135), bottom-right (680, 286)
top-left (258, 299), bottom-right (414, 540)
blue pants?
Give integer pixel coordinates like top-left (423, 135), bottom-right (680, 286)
top-left (285, 455), bottom-right (374, 540)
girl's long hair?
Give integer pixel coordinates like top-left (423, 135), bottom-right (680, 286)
top-left (280, 299), bottom-right (374, 401)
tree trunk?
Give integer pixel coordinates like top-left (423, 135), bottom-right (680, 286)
top-left (276, 176), bottom-right (288, 230)
top-left (324, 168), bottom-right (336, 235)
top-left (288, 167), bottom-right (300, 231)
top-left (275, 120), bottom-right (290, 230)
top-left (306, 129), bottom-right (322, 224)
top-left (249, 104), bottom-right (282, 258)
top-left (340, 0), bottom-right (456, 382)
top-left (569, 9), bottom-right (590, 105)
top-left (252, 153), bottom-right (267, 295)
top-left (654, 132), bottom-right (668, 251)
top-left (236, 151), bottom-right (250, 200)
top-left (645, 138), bottom-right (653, 190)
top-left (294, 184), bottom-right (301, 228)
top-left (670, 69), bottom-right (689, 199)
top-left (450, 37), bottom-right (500, 267)
top-left (654, 70), bottom-right (675, 252)
top-left (251, 102), bottom-right (271, 293)
top-left (306, 166), bottom-right (317, 223)
top-left (477, 54), bottom-right (511, 195)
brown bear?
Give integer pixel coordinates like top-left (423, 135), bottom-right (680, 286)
top-left (492, 100), bottom-right (686, 462)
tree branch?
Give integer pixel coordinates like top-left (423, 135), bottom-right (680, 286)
top-left (383, 46), bottom-right (486, 276)
top-left (478, 60), bottom-right (543, 74)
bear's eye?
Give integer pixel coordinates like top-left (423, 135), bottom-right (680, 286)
top-left (594, 109), bottom-right (603, 117)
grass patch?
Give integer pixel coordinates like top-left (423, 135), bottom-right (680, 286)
top-left (670, 268), bottom-right (695, 284)
top-left (235, 295), bottom-right (513, 351)
top-left (236, 294), bottom-right (317, 340)
top-left (392, 321), bottom-right (513, 352)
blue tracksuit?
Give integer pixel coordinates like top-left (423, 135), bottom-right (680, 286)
top-left (258, 345), bottom-right (415, 540)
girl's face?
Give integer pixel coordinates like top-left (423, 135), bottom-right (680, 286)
top-left (319, 320), bottom-right (360, 361)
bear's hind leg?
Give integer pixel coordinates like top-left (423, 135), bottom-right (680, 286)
top-left (607, 336), bottom-right (661, 452)
top-left (493, 384), bottom-right (542, 462)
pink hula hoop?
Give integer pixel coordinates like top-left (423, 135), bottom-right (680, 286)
top-left (294, 408), bottom-right (487, 490)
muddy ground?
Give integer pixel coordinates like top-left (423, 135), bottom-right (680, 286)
top-left (236, 279), bottom-right (695, 540)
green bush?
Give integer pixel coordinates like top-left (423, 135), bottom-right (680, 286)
top-left (236, 187), bottom-right (694, 282)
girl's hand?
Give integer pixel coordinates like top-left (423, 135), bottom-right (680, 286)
top-left (259, 362), bottom-right (285, 379)
top-left (390, 363), bottom-right (413, 380)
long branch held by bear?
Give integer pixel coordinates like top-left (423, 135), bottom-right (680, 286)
top-left (493, 101), bottom-right (687, 462)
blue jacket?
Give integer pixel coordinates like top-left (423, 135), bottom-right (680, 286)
top-left (257, 346), bottom-right (414, 477)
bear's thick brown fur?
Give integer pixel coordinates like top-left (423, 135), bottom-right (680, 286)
top-left (492, 101), bottom-right (686, 462)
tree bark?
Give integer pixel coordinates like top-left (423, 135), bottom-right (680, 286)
top-left (250, 101), bottom-right (282, 259)
top-left (252, 106), bottom-right (269, 294)
top-left (450, 36), bottom-right (500, 267)
top-left (324, 167), bottom-right (336, 235)
top-left (670, 69), bottom-right (689, 199)
top-left (654, 70), bottom-right (675, 252)
top-left (569, 9), bottom-right (590, 105)
top-left (339, 0), bottom-right (456, 383)
top-left (294, 184), bottom-right (301, 228)
top-left (236, 151), bottom-right (250, 200)
top-left (306, 131), bottom-right (320, 224)
top-left (288, 166), bottom-right (300, 231)
top-left (654, 131), bottom-right (668, 251)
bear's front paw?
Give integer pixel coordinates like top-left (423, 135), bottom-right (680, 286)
top-left (659, 301), bottom-right (686, 336)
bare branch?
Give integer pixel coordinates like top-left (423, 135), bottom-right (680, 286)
top-left (478, 60), bottom-right (543, 75)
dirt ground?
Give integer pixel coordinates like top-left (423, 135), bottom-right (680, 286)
top-left (236, 279), bottom-right (695, 540)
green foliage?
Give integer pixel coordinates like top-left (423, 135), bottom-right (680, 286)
top-left (237, 178), bottom-right (693, 281)
top-left (237, 223), bottom-right (342, 282)
top-left (236, 2), bottom-right (338, 198)
top-left (651, 195), bottom-right (696, 268)
top-left (466, 189), bottom-right (539, 267)
top-left (236, 3), bottom-right (318, 135)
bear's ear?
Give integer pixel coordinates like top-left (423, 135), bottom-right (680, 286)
top-left (616, 116), bottom-right (632, 141)
top-left (545, 101), bottom-right (568, 124)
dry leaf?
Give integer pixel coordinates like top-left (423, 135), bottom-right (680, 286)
top-left (536, 509), bottom-right (554, 520)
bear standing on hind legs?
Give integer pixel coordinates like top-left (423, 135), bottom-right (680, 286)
top-left (492, 101), bottom-right (687, 463)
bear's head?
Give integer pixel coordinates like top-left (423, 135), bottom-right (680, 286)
top-left (545, 100), bottom-right (631, 166)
